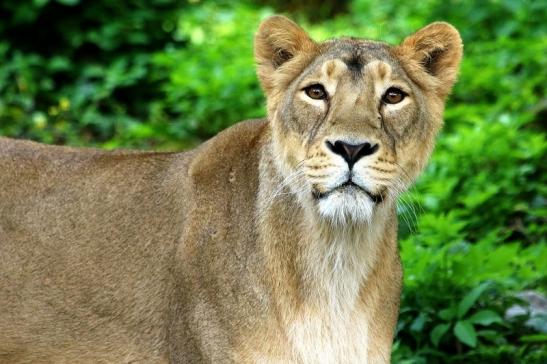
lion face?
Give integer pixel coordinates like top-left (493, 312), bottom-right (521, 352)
top-left (255, 17), bottom-right (462, 224)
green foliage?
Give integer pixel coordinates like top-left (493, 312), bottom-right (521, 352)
top-left (0, 0), bottom-right (178, 147)
top-left (0, 0), bottom-right (545, 362)
top-left (151, 3), bottom-right (267, 147)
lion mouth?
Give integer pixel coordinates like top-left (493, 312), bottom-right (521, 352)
top-left (312, 181), bottom-right (385, 204)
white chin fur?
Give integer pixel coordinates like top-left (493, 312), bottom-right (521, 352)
top-left (317, 190), bottom-right (375, 225)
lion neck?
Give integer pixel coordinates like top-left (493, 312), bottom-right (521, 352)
top-left (257, 130), bottom-right (395, 317)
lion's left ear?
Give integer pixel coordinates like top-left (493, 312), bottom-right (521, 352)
top-left (395, 22), bottom-right (463, 98)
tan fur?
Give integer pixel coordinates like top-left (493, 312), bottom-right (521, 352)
top-left (0, 16), bottom-right (462, 363)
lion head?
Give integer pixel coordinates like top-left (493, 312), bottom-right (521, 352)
top-left (255, 16), bottom-right (462, 224)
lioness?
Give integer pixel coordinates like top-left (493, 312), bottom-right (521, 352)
top-left (0, 16), bottom-right (462, 363)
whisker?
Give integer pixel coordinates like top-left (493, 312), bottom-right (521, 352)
top-left (306, 174), bottom-right (332, 179)
top-left (262, 159), bottom-right (307, 208)
top-left (390, 176), bottom-right (421, 233)
top-left (366, 176), bottom-right (392, 182)
top-left (364, 166), bottom-right (396, 174)
top-left (377, 157), bottom-right (396, 165)
top-left (306, 163), bottom-right (337, 169)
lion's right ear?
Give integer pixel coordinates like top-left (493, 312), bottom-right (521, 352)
top-left (395, 22), bottom-right (463, 99)
top-left (254, 16), bottom-right (317, 95)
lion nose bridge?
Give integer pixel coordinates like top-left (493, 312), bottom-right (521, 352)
top-left (326, 140), bottom-right (379, 169)
top-left (336, 100), bottom-right (382, 131)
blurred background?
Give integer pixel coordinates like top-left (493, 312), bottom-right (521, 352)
top-left (0, 0), bottom-right (545, 362)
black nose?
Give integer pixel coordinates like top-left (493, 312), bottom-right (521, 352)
top-left (327, 140), bottom-right (379, 168)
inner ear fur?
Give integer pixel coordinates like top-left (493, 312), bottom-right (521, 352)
top-left (395, 22), bottom-right (463, 98)
top-left (254, 16), bottom-right (317, 94)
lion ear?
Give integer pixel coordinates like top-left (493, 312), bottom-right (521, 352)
top-left (254, 16), bottom-right (317, 94)
top-left (396, 22), bottom-right (463, 98)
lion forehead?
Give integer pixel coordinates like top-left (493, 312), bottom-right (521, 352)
top-left (299, 43), bottom-right (405, 95)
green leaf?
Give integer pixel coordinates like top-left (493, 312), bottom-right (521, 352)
top-left (33, 0), bottom-right (49, 7)
top-left (458, 282), bottom-right (490, 318)
top-left (477, 330), bottom-right (503, 344)
top-left (454, 320), bottom-right (477, 347)
top-left (57, 0), bottom-right (80, 6)
top-left (520, 334), bottom-right (547, 343)
top-left (438, 307), bottom-right (456, 321)
top-left (56, 0), bottom-right (79, 5)
top-left (468, 310), bottom-right (503, 326)
top-left (430, 323), bottom-right (451, 347)
top-left (410, 312), bottom-right (427, 332)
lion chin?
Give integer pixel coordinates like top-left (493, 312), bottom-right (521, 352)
top-left (315, 183), bottom-right (380, 224)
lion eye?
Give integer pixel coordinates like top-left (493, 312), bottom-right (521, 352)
top-left (382, 87), bottom-right (406, 104)
top-left (304, 84), bottom-right (328, 100)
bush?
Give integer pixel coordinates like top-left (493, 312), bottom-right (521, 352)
top-left (151, 3), bottom-right (267, 148)
top-left (0, 0), bottom-right (184, 148)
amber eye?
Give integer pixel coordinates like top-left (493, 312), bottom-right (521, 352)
top-left (382, 87), bottom-right (406, 104)
top-left (304, 84), bottom-right (328, 100)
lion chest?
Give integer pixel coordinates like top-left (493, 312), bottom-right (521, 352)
top-left (287, 308), bottom-right (370, 364)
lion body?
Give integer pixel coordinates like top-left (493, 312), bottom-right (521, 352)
top-left (0, 16), bottom-right (461, 363)
top-left (0, 122), bottom-right (399, 363)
